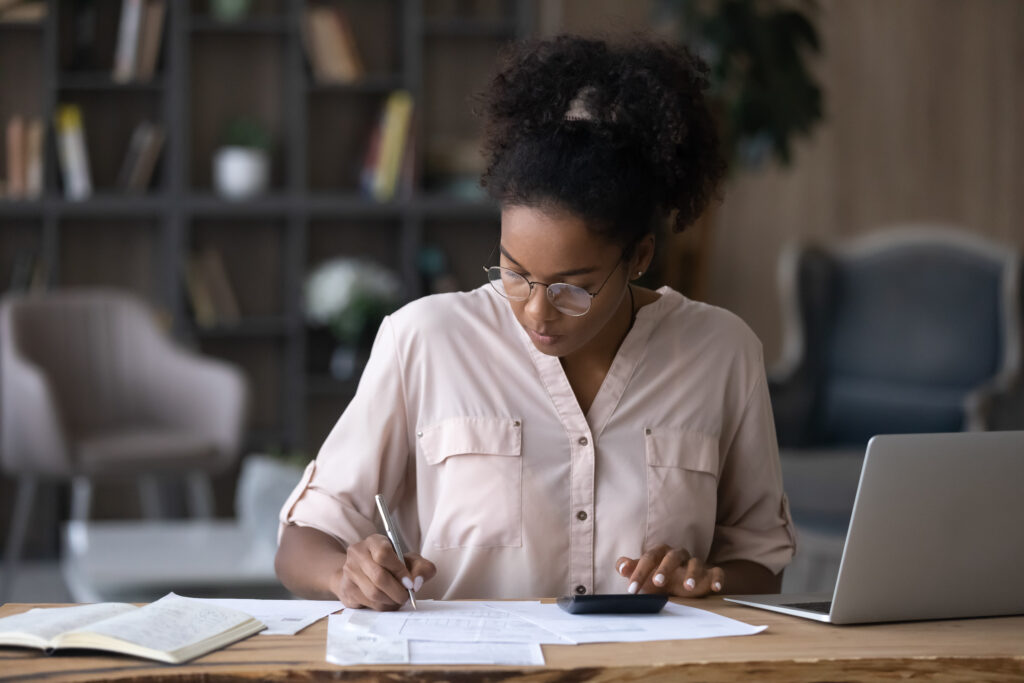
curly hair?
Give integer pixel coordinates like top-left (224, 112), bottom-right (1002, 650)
top-left (478, 34), bottom-right (726, 253)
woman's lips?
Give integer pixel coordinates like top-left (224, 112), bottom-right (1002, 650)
top-left (527, 328), bottom-right (562, 345)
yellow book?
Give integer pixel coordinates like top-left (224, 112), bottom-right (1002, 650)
top-left (0, 593), bottom-right (264, 664)
top-left (373, 90), bottom-right (413, 201)
top-left (54, 104), bottom-right (92, 199)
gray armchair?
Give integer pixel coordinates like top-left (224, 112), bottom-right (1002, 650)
top-left (770, 227), bottom-right (1023, 589)
top-left (1, 288), bottom-right (248, 600)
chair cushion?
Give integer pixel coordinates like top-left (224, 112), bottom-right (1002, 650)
top-left (821, 378), bottom-right (966, 446)
top-left (76, 429), bottom-right (219, 478)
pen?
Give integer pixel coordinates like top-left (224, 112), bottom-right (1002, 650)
top-left (374, 493), bottom-right (417, 610)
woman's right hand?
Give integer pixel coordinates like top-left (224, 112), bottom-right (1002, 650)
top-left (332, 533), bottom-right (436, 611)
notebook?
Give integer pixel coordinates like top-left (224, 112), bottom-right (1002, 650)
top-left (726, 430), bottom-right (1024, 624)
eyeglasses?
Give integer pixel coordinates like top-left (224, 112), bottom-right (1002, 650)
top-left (483, 261), bottom-right (621, 317)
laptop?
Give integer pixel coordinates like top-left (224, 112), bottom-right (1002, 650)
top-left (725, 430), bottom-right (1024, 624)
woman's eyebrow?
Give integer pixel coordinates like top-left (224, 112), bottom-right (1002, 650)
top-left (499, 245), bottom-right (600, 278)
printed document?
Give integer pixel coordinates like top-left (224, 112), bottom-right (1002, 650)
top-left (498, 601), bottom-right (767, 643)
top-left (188, 598), bottom-right (342, 636)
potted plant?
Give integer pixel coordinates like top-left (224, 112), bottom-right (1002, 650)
top-left (213, 117), bottom-right (270, 200)
top-left (304, 257), bottom-right (402, 379)
top-left (650, 0), bottom-right (825, 298)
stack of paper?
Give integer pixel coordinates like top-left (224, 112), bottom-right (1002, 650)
top-left (326, 600), bottom-right (767, 666)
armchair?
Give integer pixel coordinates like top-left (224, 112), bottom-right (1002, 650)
top-left (0, 288), bottom-right (248, 600)
top-left (770, 226), bottom-right (1023, 589)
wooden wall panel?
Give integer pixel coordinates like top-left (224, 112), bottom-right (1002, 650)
top-left (707, 0), bottom-right (1024, 362)
top-left (555, 0), bottom-right (1023, 362)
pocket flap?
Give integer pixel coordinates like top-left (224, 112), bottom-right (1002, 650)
top-left (645, 428), bottom-right (718, 475)
top-left (420, 416), bottom-right (523, 466)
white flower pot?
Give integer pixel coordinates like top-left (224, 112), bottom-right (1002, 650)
top-left (213, 146), bottom-right (269, 200)
top-left (235, 454), bottom-right (305, 552)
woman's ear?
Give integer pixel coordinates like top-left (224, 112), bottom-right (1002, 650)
top-left (631, 234), bottom-right (656, 279)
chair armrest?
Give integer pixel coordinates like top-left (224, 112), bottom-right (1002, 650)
top-left (138, 345), bottom-right (249, 472)
top-left (964, 377), bottom-right (1024, 431)
top-left (0, 345), bottom-right (72, 477)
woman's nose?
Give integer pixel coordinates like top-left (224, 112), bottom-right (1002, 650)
top-left (524, 283), bottom-right (556, 319)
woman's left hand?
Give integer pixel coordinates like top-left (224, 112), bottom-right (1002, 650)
top-left (615, 545), bottom-right (724, 598)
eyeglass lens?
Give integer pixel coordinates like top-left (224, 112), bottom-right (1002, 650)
top-left (486, 267), bottom-right (592, 316)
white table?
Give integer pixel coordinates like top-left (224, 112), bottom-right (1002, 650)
top-left (60, 519), bottom-right (286, 603)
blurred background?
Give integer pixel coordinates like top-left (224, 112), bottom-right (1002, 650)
top-left (0, 0), bottom-right (1021, 604)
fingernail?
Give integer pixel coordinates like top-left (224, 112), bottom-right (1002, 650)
top-left (712, 581), bottom-right (722, 592)
top-left (684, 578), bottom-right (696, 590)
top-left (402, 577), bottom-right (414, 590)
top-left (628, 581), bottom-right (639, 594)
top-left (653, 573), bottom-right (665, 586)
top-left (413, 576), bottom-right (424, 592)
top-left (618, 561), bottom-right (627, 574)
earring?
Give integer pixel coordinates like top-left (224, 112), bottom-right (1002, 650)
top-left (636, 271), bottom-right (643, 277)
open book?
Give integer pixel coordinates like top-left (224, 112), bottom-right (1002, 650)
top-left (0, 593), bottom-right (264, 664)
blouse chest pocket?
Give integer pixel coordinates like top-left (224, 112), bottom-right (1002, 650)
top-left (419, 416), bottom-right (523, 549)
top-left (644, 428), bottom-right (720, 555)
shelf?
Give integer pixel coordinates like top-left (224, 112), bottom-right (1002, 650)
top-left (190, 16), bottom-right (289, 35)
top-left (187, 193), bottom-right (294, 217)
top-left (58, 73), bottom-right (165, 92)
top-left (423, 18), bottom-right (518, 39)
top-left (0, 20), bottom-right (44, 31)
top-left (193, 317), bottom-right (291, 339)
top-left (53, 194), bottom-right (166, 217)
top-left (0, 199), bottom-right (47, 216)
top-left (415, 194), bottom-right (499, 218)
top-left (307, 75), bottom-right (405, 95)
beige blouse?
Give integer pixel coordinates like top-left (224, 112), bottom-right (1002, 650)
top-left (279, 285), bottom-right (795, 600)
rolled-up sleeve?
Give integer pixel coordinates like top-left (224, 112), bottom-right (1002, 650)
top-left (708, 369), bottom-right (797, 574)
top-left (278, 316), bottom-right (412, 548)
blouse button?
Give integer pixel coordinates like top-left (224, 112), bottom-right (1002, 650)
top-left (513, 420), bottom-right (521, 427)
top-left (416, 431), bottom-right (423, 438)
top-left (575, 585), bottom-right (587, 595)
top-left (578, 437), bottom-right (588, 446)
top-left (576, 510), bottom-right (587, 521)
top-left (645, 428), bottom-right (652, 436)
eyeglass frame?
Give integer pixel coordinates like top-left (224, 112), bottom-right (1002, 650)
top-left (482, 254), bottom-right (624, 317)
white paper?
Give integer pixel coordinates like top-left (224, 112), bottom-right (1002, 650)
top-left (497, 601), bottom-right (767, 643)
top-left (408, 640), bottom-right (544, 666)
top-left (188, 598), bottom-right (342, 635)
top-left (326, 614), bottom-right (408, 665)
top-left (328, 612), bottom-right (545, 666)
top-left (343, 600), bottom-right (571, 644)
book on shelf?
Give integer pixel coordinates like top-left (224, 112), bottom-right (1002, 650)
top-left (112, 0), bottom-right (144, 83)
top-left (54, 104), bottom-right (93, 200)
top-left (116, 121), bottom-right (164, 192)
top-left (134, 0), bottom-right (166, 82)
top-left (24, 117), bottom-right (43, 198)
top-left (0, 592), bottom-right (264, 664)
top-left (0, 0), bottom-right (46, 23)
top-left (361, 90), bottom-right (414, 202)
top-left (185, 247), bottom-right (241, 327)
top-left (302, 5), bottom-right (365, 84)
top-left (5, 115), bottom-right (25, 199)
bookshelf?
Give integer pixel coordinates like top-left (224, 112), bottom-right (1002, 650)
top-left (0, 0), bottom-right (535, 455)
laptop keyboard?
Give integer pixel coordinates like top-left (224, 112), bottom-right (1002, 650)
top-left (783, 600), bottom-right (832, 614)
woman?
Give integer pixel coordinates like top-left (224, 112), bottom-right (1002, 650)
top-left (275, 34), bottom-right (795, 611)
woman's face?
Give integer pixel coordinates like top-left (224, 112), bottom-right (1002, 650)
top-left (498, 204), bottom-right (635, 358)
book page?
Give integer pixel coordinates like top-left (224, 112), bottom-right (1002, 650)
top-left (0, 603), bottom-right (136, 644)
top-left (61, 593), bottom-right (258, 655)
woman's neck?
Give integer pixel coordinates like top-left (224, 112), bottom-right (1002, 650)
top-left (560, 284), bottom-right (636, 373)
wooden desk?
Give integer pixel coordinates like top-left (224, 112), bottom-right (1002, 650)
top-left (1, 599), bottom-right (1022, 682)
